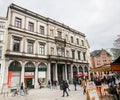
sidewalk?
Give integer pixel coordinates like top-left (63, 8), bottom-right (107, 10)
top-left (0, 85), bottom-right (86, 100)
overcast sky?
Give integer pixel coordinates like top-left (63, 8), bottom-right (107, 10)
top-left (0, 0), bottom-right (120, 52)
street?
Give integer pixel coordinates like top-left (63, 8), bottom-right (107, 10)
top-left (0, 85), bottom-right (86, 100)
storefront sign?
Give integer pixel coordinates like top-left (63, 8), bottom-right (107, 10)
top-left (24, 72), bottom-right (34, 78)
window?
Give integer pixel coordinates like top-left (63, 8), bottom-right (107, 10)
top-left (81, 40), bottom-right (84, 46)
top-left (71, 36), bottom-right (73, 43)
top-left (39, 25), bottom-right (44, 34)
top-left (0, 31), bottom-right (4, 42)
top-left (27, 41), bottom-right (34, 54)
top-left (57, 31), bottom-right (62, 38)
top-left (0, 64), bottom-right (1, 72)
top-left (78, 51), bottom-right (81, 60)
top-left (51, 47), bottom-right (54, 55)
top-left (39, 43), bottom-right (45, 55)
top-left (76, 38), bottom-right (79, 45)
top-left (0, 47), bottom-right (2, 58)
top-left (66, 50), bottom-right (69, 57)
top-left (83, 52), bottom-right (86, 61)
top-left (50, 29), bottom-right (54, 37)
top-left (28, 22), bottom-right (34, 32)
top-left (0, 22), bottom-right (5, 28)
top-left (57, 48), bottom-right (64, 56)
top-left (72, 50), bottom-right (75, 59)
top-left (65, 34), bottom-right (68, 42)
top-left (15, 17), bottom-right (22, 28)
top-left (13, 39), bottom-right (20, 52)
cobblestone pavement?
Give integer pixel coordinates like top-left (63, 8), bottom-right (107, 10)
top-left (0, 85), bottom-right (86, 100)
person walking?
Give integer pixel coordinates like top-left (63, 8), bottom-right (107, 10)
top-left (73, 78), bottom-right (77, 91)
top-left (81, 79), bottom-right (86, 95)
top-left (62, 80), bottom-right (69, 97)
top-left (20, 82), bottom-right (24, 96)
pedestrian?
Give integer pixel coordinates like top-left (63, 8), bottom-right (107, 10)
top-left (20, 82), bottom-right (24, 96)
top-left (66, 80), bottom-right (70, 91)
top-left (39, 79), bottom-right (42, 88)
top-left (81, 79), bottom-right (86, 95)
top-left (62, 80), bottom-right (69, 97)
top-left (73, 78), bottom-right (77, 91)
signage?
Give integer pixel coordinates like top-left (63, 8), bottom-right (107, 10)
top-left (86, 81), bottom-right (96, 89)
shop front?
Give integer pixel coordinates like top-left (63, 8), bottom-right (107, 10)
top-left (25, 62), bottom-right (35, 88)
top-left (8, 61), bottom-right (22, 87)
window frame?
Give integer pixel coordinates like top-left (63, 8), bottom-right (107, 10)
top-left (39, 43), bottom-right (45, 55)
top-left (39, 25), bottom-right (44, 34)
top-left (27, 41), bottom-right (34, 54)
top-left (28, 22), bottom-right (34, 32)
top-left (13, 39), bottom-right (21, 52)
top-left (15, 17), bottom-right (22, 28)
top-left (0, 47), bottom-right (2, 58)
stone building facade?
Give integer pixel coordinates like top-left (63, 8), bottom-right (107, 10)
top-left (0, 17), bottom-right (7, 92)
top-left (1, 4), bottom-right (90, 89)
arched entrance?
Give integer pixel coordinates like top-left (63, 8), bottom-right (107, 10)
top-left (38, 63), bottom-right (47, 84)
top-left (24, 62), bottom-right (35, 88)
top-left (8, 61), bottom-right (22, 87)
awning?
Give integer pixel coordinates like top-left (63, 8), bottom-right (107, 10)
top-left (74, 73), bottom-right (88, 77)
top-left (90, 64), bottom-right (111, 72)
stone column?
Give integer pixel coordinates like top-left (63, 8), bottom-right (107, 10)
top-left (55, 63), bottom-right (58, 81)
top-left (65, 63), bottom-right (67, 80)
top-left (47, 62), bottom-right (51, 81)
top-left (21, 61), bottom-right (25, 83)
top-left (34, 63), bottom-right (38, 88)
top-left (70, 65), bottom-right (73, 83)
top-left (62, 65), bottom-right (65, 80)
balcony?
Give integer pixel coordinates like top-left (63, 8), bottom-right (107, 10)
top-left (48, 55), bottom-right (73, 63)
top-left (55, 36), bottom-right (66, 45)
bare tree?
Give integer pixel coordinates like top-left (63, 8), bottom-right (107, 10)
top-left (113, 35), bottom-right (120, 49)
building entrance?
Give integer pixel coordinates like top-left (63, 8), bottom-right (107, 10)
top-left (25, 78), bottom-right (32, 88)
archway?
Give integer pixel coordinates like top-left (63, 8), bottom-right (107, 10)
top-left (38, 63), bottom-right (47, 84)
top-left (24, 62), bottom-right (35, 88)
top-left (8, 61), bottom-right (22, 87)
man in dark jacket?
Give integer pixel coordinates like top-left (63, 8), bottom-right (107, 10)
top-left (62, 80), bottom-right (69, 97)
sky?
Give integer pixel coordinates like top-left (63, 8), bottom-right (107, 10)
top-left (0, 0), bottom-right (120, 52)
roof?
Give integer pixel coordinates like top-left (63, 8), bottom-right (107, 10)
top-left (112, 56), bottom-right (120, 64)
top-left (90, 49), bottom-right (111, 57)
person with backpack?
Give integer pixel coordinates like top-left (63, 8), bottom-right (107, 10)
top-left (62, 80), bottom-right (69, 97)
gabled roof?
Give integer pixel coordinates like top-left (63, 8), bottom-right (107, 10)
top-left (90, 49), bottom-right (111, 57)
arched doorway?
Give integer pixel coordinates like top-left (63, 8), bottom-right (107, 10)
top-left (8, 61), bottom-right (22, 87)
top-left (24, 62), bottom-right (35, 88)
top-left (38, 63), bottom-right (47, 84)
